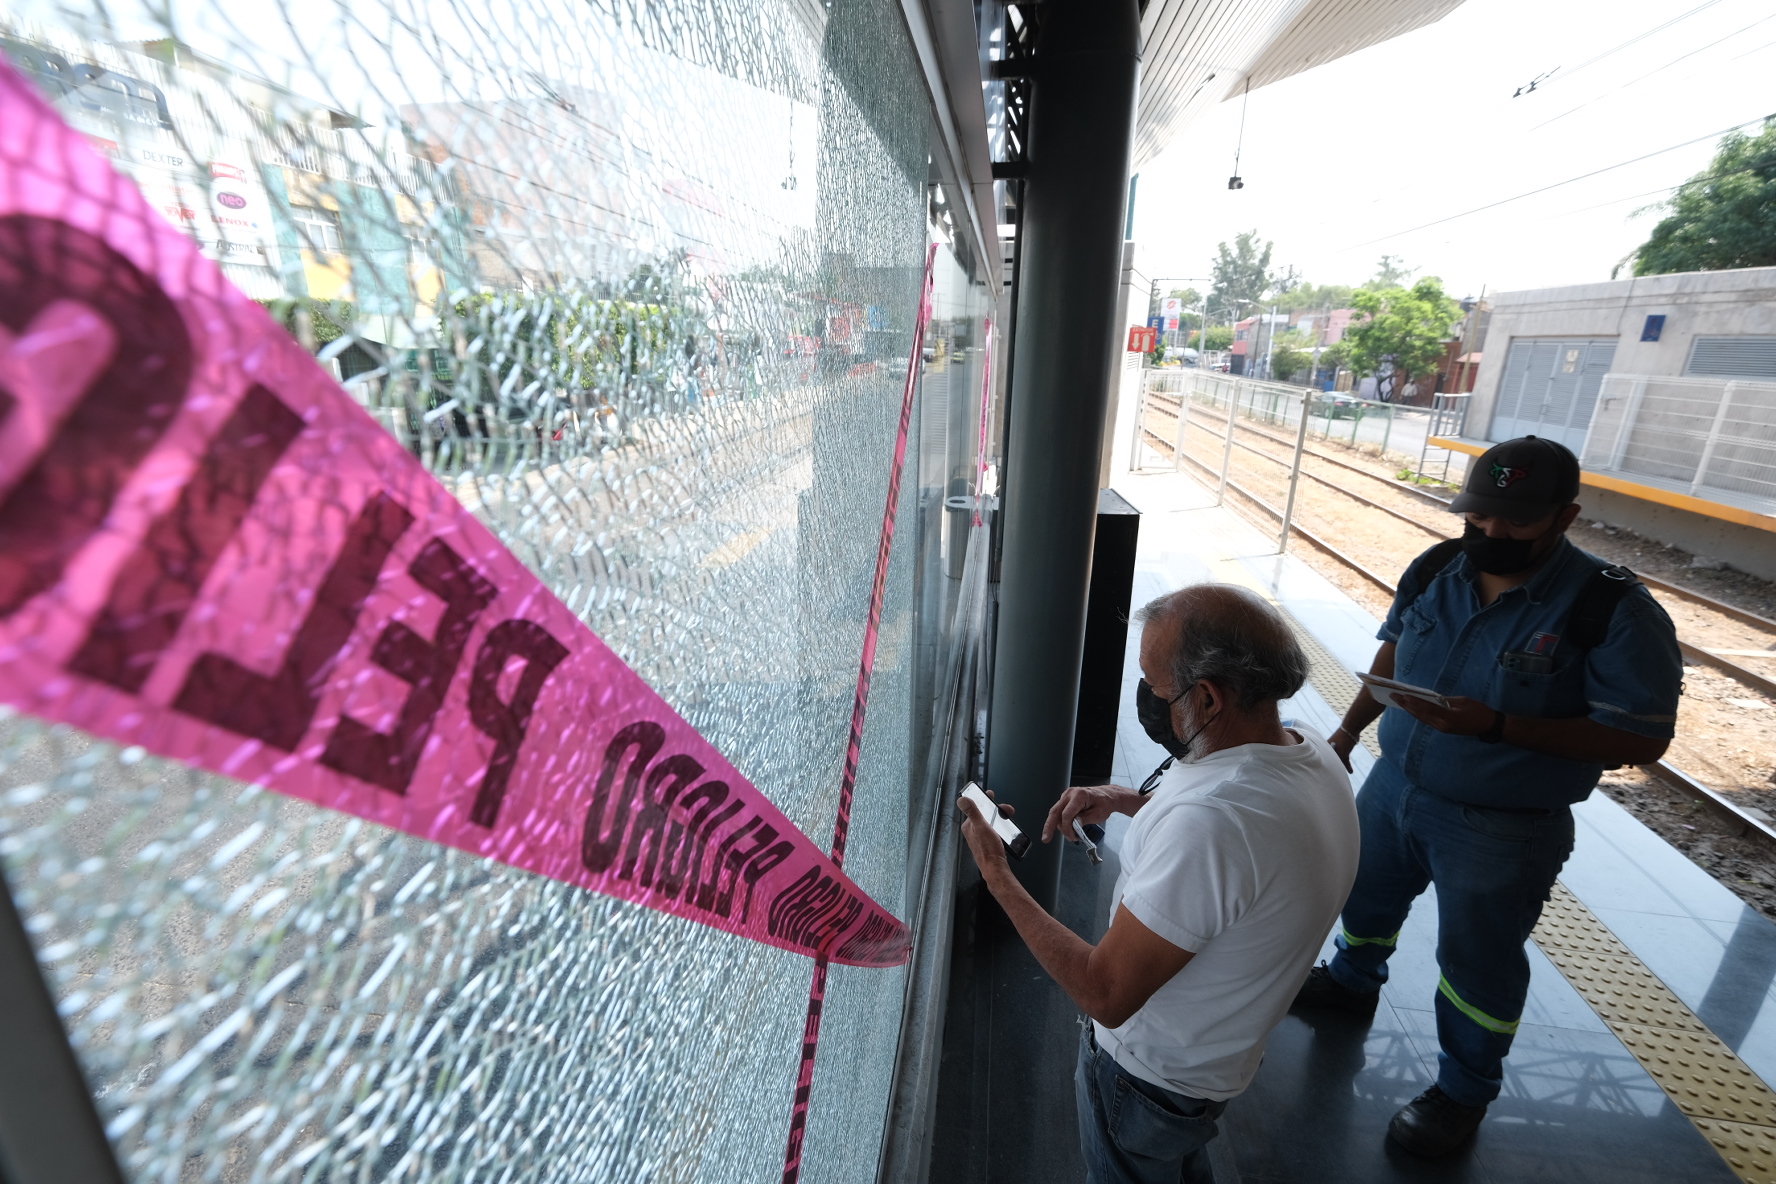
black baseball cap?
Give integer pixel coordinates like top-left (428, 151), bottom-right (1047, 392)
top-left (1450, 436), bottom-right (1581, 520)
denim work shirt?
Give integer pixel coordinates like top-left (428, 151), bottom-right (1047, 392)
top-left (1376, 536), bottom-right (1682, 810)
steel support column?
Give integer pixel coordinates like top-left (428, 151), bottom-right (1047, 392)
top-left (985, 0), bottom-right (1140, 909)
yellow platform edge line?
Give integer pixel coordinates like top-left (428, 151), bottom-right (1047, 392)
top-left (1426, 435), bottom-right (1776, 534)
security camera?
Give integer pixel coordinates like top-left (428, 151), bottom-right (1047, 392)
top-left (1227, 176), bottom-right (1243, 190)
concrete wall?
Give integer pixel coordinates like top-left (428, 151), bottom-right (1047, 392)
top-left (1468, 266), bottom-right (1776, 441)
top-left (1099, 240), bottom-right (1149, 486)
top-left (1461, 268), bottom-right (1776, 581)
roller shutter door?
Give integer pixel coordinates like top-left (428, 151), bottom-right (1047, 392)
top-left (1488, 336), bottom-right (1617, 451)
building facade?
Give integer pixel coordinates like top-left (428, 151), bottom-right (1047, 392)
top-left (1464, 267), bottom-right (1776, 577)
top-left (1468, 267), bottom-right (1776, 452)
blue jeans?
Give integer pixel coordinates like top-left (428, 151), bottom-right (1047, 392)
top-left (1328, 759), bottom-right (1575, 1107)
top-left (1075, 1025), bottom-right (1227, 1184)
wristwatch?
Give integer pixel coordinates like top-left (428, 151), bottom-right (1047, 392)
top-left (1478, 709), bottom-right (1506, 744)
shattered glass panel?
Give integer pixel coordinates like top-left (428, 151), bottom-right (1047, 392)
top-left (802, 230), bottom-right (991, 1184)
top-left (0, 0), bottom-right (964, 1178)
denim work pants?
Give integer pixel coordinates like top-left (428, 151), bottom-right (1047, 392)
top-left (1075, 1025), bottom-right (1227, 1184)
top-left (1328, 759), bottom-right (1575, 1107)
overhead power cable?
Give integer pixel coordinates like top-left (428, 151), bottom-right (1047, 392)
top-left (1539, 0), bottom-right (1729, 88)
top-left (1532, 12), bottom-right (1776, 130)
top-left (1537, 147), bottom-right (1776, 223)
top-left (1343, 114), bottom-right (1774, 250)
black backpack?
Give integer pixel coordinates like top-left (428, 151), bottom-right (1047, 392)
top-left (1400, 538), bottom-right (1639, 652)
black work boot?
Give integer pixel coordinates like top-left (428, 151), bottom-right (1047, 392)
top-left (1388, 1086), bottom-right (1487, 1157)
top-left (1291, 963), bottom-right (1379, 1019)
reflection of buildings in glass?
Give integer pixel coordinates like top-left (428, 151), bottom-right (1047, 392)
top-left (402, 91), bottom-right (632, 296)
top-left (398, 43), bottom-right (820, 296)
top-left (0, 30), bottom-right (450, 333)
top-left (2, 25), bottom-right (889, 402)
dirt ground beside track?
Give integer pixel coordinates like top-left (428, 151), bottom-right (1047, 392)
top-left (1599, 768), bottom-right (1776, 920)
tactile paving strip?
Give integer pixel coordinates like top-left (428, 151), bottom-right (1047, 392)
top-left (1280, 604), bottom-right (1776, 1184)
top-left (1280, 617), bottom-right (1379, 754)
top-left (1694, 1120), bottom-right (1776, 1182)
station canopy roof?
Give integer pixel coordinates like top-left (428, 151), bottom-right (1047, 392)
top-left (1134, 0), bottom-right (1468, 168)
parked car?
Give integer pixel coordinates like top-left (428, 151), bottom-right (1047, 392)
top-left (1312, 393), bottom-right (1363, 419)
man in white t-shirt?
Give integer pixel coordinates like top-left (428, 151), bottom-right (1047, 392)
top-left (959, 584), bottom-right (1360, 1184)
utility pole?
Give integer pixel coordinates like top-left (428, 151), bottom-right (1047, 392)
top-left (1452, 284), bottom-right (1486, 393)
top-left (1264, 302), bottom-right (1279, 381)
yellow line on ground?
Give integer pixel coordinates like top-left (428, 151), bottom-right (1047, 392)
top-left (1428, 436), bottom-right (1776, 535)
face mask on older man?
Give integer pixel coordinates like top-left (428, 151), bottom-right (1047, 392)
top-left (1136, 678), bottom-right (1219, 764)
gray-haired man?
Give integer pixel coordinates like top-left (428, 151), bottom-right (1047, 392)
top-left (960, 584), bottom-right (1360, 1184)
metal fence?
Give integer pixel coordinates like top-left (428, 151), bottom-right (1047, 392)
top-left (1132, 369), bottom-right (1467, 552)
top-left (1132, 370), bottom-right (1314, 552)
top-left (1139, 370), bottom-right (1443, 464)
top-left (1581, 374), bottom-right (1776, 509)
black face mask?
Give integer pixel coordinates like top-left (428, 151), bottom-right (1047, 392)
top-left (1461, 520), bottom-right (1551, 575)
top-left (1136, 679), bottom-right (1212, 760)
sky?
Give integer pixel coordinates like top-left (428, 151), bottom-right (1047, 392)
top-left (1131, 0), bottom-right (1776, 302)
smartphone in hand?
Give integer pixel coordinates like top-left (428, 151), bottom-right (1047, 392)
top-left (962, 782), bottom-right (1031, 859)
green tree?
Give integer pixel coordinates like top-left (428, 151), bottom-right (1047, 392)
top-left (1208, 230), bottom-right (1273, 317)
top-left (1630, 118), bottom-right (1776, 276)
top-left (1271, 345), bottom-right (1312, 383)
top-left (1364, 254), bottom-right (1417, 290)
top-left (1275, 281), bottom-right (1357, 313)
top-left (259, 297), bottom-right (355, 349)
top-left (1339, 278), bottom-right (1460, 401)
top-left (1190, 325), bottom-right (1234, 350)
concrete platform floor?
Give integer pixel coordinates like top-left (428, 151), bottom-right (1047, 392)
top-left (927, 469), bottom-right (1774, 1183)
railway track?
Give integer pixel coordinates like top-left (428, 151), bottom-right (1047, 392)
top-left (1147, 390), bottom-right (1461, 507)
top-left (1140, 411), bottom-right (1776, 848)
top-left (1155, 398), bottom-right (1776, 696)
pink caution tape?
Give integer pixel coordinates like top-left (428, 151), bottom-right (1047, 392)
top-left (0, 63), bottom-right (909, 969)
top-left (973, 317), bottom-right (993, 526)
top-left (780, 245), bottom-right (938, 1182)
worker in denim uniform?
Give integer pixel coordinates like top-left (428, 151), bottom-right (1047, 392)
top-left (1292, 436), bottom-right (1682, 1157)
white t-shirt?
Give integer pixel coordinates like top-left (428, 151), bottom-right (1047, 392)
top-left (1094, 727), bottom-right (1360, 1101)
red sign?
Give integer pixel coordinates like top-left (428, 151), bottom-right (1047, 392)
top-left (1128, 325), bottom-right (1158, 353)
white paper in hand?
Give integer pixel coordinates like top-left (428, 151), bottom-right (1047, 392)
top-left (1357, 672), bottom-right (1450, 710)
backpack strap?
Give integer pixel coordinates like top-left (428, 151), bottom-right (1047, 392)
top-left (1397, 542), bottom-right (1636, 652)
top-left (1398, 538), bottom-right (1465, 611)
top-left (1566, 565), bottom-right (1639, 651)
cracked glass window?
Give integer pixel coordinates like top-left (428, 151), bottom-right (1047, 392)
top-left (0, 1), bottom-right (987, 1179)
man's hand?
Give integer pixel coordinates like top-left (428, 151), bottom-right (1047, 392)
top-left (958, 795), bottom-right (1199, 1028)
top-left (1397, 693), bottom-right (1498, 735)
top-left (959, 791), bottom-right (1016, 879)
top-left (1398, 696), bottom-right (1671, 764)
top-left (1043, 784), bottom-right (1145, 844)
